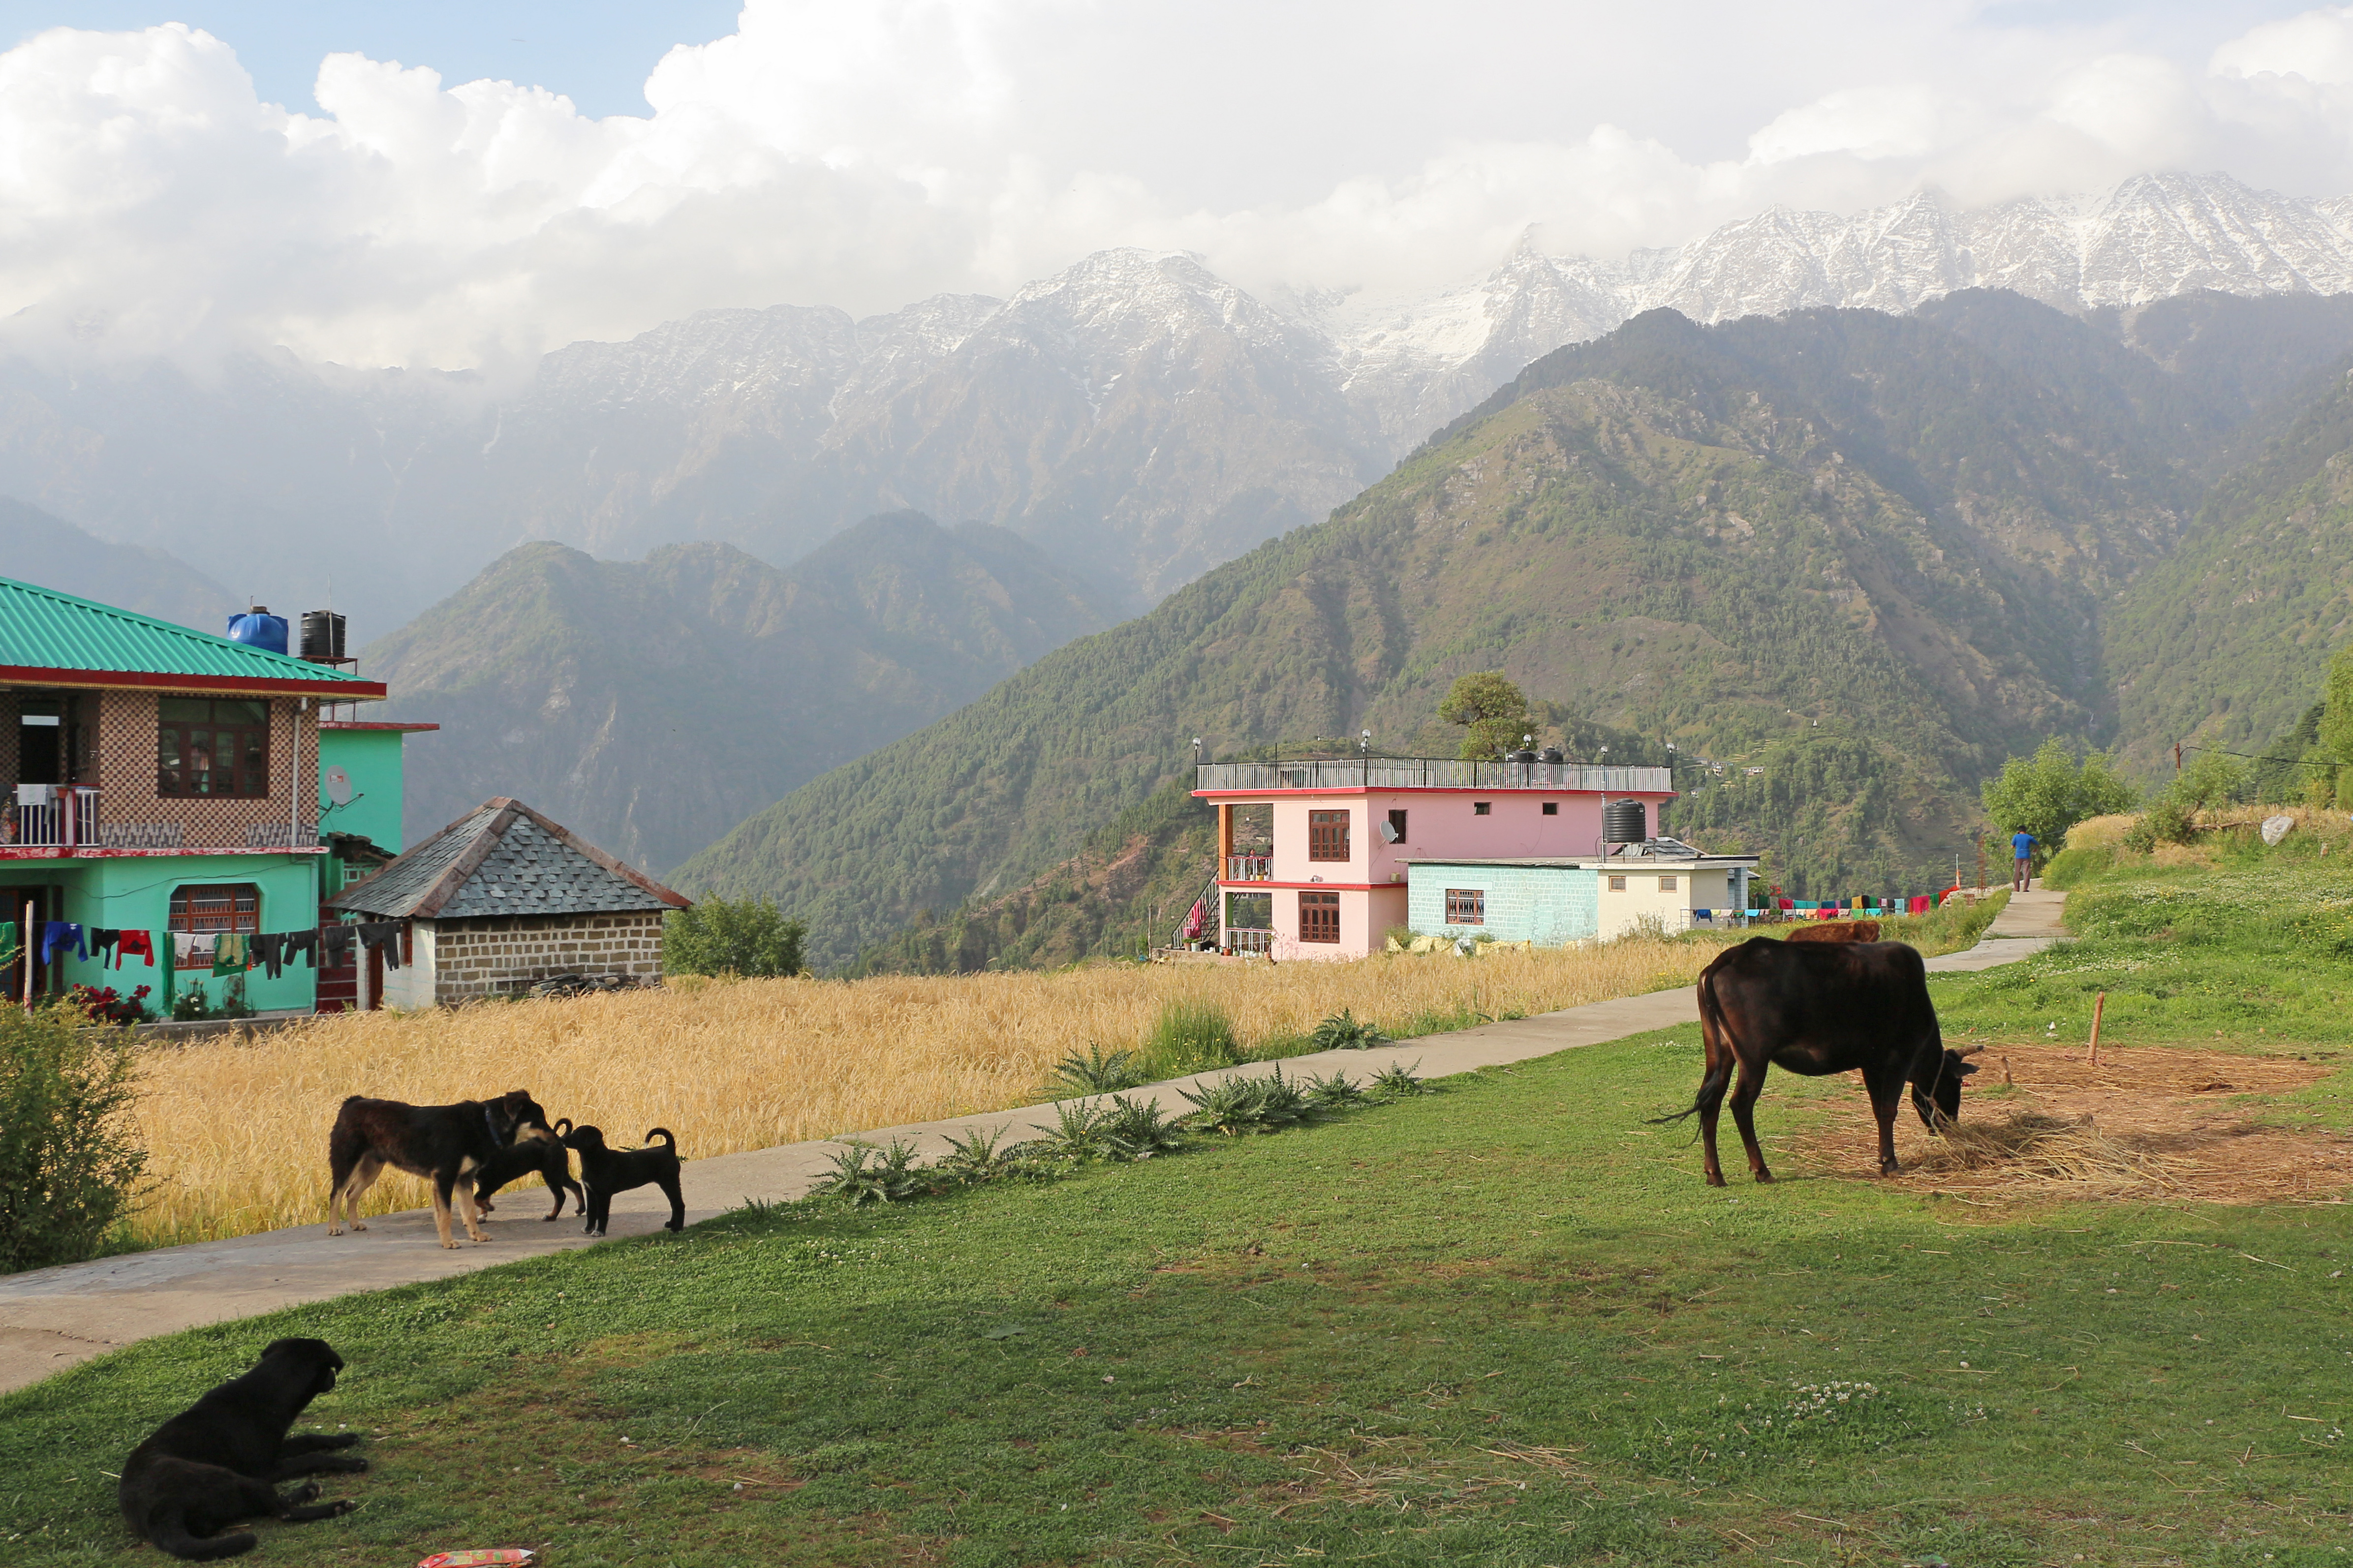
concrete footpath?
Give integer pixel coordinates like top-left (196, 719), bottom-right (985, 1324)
top-left (0, 893), bottom-right (2064, 1395)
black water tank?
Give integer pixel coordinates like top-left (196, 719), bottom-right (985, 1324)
top-left (1539, 746), bottom-right (1564, 764)
top-left (1604, 799), bottom-right (1646, 843)
top-left (300, 611), bottom-right (347, 661)
top-left (1508, 748), bottom-right (1538, 763)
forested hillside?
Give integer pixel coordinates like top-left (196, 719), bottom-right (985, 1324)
top-left (367, 513), bottom-right (1111, 872)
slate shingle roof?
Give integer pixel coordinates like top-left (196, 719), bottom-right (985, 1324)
top-left (325, 798), bottom-right (689, 920)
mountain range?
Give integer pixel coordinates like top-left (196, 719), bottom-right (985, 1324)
top-left (5, 172), bottom-right (2353, 634)
top-left (362, 513), bottom-right (1112, 873)
top-left (676, 287), bottom-right (2353, 968)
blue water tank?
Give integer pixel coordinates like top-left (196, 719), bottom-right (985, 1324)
top-left (225, 609), bottom-right (289, 655)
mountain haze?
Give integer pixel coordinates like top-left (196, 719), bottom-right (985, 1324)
top-left (4, 174), bottom-right (2353, 630)
top-left (677, 290), bottom-right (2353, 966)
top-left (367, 513), bottom-right (1112, 872)
top-left (0, 498), bottom-right (237, 629)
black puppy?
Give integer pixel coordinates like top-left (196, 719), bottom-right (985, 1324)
top-left (474, 1117), bottom-right (586, 1221)
top-left (119, 1336), bottom-right (365, 1560)
top-left (561, 1125), bottom-right (685, 1235)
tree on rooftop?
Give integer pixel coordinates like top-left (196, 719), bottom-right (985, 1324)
top-left (1438, 672), bottom-right (1529, 762)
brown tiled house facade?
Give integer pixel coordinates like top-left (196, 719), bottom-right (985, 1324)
top-left (412, 913), bottom-right (666, 1004)
top-left (0, 686), bottom-right (320, 848)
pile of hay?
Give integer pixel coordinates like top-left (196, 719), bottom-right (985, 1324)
top-left (1798, 1044), bottom-right (2353, 1204)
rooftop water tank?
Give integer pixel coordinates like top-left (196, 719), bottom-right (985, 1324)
top-left (299, 610), bottom-right (347, 661)
top-left (1539, 746), bottom-right (1564, 764)
top-left (226, 607), bottom-right (289, 656)
top-left (1603, 799), bottom-right (1647, 845)
top-left (1508, 748), bottom-right (1538, 763)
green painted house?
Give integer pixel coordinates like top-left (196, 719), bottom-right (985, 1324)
top-left (0, 577), bottom-right (433, 1017)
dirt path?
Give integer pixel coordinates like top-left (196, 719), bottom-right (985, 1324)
top-left (0, 928), bottom-right (2056, 1394)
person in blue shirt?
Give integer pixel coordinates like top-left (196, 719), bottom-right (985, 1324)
top-left (2010, 829), bottom-right (2038, 892)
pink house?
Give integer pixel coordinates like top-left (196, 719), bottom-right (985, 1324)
top-left (1192, 756), bottom-right (1676, 960)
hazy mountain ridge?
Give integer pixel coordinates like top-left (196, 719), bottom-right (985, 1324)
top-left (677, 291), bottom-right (2353, 966)
top-left (366, 512), bottom-right (1114, 873)
top-left (0, 497), bottom-right (237, 629)
top-left (4, 174), bottom-right (2350, 630)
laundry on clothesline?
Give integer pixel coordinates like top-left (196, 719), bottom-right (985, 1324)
top-left (115, 930), bottom-right (155, 967)
top-left (40, 921), bottom-right (85, 964)
top-left (357, 922), bottom-right (404, 971)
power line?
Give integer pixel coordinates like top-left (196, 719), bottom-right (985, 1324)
top-left (2180, 742), bottom-right (2345, 771)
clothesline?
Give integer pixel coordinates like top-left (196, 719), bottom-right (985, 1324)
top-left (2, 919), bottom-right (409, 975)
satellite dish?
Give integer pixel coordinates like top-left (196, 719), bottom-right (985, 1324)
top-left (325, 765), bottom-right (353, 806)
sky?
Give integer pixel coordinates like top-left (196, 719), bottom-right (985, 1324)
top-left (6, 0), bottom-right (2353, 372)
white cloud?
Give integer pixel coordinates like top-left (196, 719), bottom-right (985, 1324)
top-left (3, 2), bottom-right (2353, 371)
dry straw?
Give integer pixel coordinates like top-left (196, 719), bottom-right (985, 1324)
top-left (125, 937), bottom-right (1717, 1246)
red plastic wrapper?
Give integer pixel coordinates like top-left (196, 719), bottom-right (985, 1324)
top-left (417, 1552), bottom-right (535, 1568)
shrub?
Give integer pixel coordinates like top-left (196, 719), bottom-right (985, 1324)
top-left (936, 1124), bottom-right (1029, 1184)
top-left (1367, 1060), bottom-right (1433, 1101)
top-left (808, 1138), bottom-right (927, 1205)
top-left (1981, 738), bottom-right (2138, 851)
top-left (1143, 998), bottom-right (1240, 1074)
top-left (663, 896), bottom-right (807, 978)
top-left (1307, 1009), bottom-right (1388, 1050)
top-left (1098, 1095), bottom-right (1188, 1161)
top-left (1179, 1067), bottom-right (1316, 1136)
top-left (0, 1004), bottom-right (148, 1270)
top-left (1048, 1043), bottom-right (1147, 1094)
top-left (1301, 1070), bottom-right (1368, 1110)
top-left (66, 983), bottom-right (155, 1026)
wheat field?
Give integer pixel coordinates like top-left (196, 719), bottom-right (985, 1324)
top-left (123, 938), bottom-right (1718, 1246)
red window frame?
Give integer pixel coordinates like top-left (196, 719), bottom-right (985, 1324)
top-left (158, 698), bottom-right (272, 799)
top-left (169, 884), bottom-right (259, 934)
top-left (1308, 809), bottom-right (1350, 862)
top-left (1299, 891), bottom-right (1340, 943)
top-left (1445, 888), bottom-right (1485, 925)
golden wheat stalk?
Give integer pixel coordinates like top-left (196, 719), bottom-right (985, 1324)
top-left (122, 939), bottom-right (1716, 1247)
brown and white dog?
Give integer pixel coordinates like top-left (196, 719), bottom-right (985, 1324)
top-left (326, 1090), bottom-right (548, 1248)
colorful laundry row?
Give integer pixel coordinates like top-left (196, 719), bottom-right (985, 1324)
top-left (2, 921), bottom-right (407, 975)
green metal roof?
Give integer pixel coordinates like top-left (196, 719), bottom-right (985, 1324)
top-left (0, 576), bottom-right (379, 691)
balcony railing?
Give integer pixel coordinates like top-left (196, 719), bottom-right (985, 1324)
top-left (1, 787), bottom-right (319, 852)
top-left (10, 786), bottom-right (98, 848)
top-left (1225, 854), bottom-right (1272, 881)
top-left (1197, 757), bottom-right (1674, 794)
top-left (1226, 928), bottom-right (1274, 955)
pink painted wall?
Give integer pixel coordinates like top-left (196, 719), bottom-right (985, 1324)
top-left (1259, 884), bottom-right (1409, 961)
top-left (1263, 790), bottom-right (1669, 886)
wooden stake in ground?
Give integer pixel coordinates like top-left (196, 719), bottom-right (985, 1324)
top-left (2087, 990), bottom-right (2107, 1066)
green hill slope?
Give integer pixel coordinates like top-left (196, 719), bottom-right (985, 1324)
top-left (2102, 375), bottom-right (2353, 770)
top-left (366, 513), bottom-right (1112, 872)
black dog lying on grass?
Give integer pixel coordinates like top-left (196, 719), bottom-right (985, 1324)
top-left (562, 1125), bottom-right (685, 1235)
top-left (473, 1117), bottom-right (586, 1221)
top-left (119, 1336), bottom-right (365, 1560)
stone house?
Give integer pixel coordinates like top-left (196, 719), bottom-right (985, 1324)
top-left (324, 797), bottom-right (689, 1007)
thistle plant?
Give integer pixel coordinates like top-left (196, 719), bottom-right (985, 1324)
top-left (1049, 1043), bottom-right (1148, 1094)
top-left (937, 1123), bottom-right (1030, 1184)
top-left (809, 1138), bottom-right (929, 1205)
top-left (1367, 1060), bottom-right (1433, 1101)
top-left (1099, 1094), bottom-right (1188, 1161)
top-left (1308, 1009), bottom-right (1389, 1050)
top-left (1032, 1097), bottom-right (1113, 1162)
top-left (1302, 1070), bottom-right (1369, 1110)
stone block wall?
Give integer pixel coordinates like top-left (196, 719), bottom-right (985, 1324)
top-left (422, 911), bottom-right (667, 1003)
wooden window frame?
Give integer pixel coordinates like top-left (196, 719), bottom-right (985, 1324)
top-left (1658, 876), bottom-right (1677, 892)
top-left (1444, 888), bottom-right (1486, 925)
top-left (1307, 809), bottom-right (1351, 862)
top-left (169, 883), bottom-right (260, 934)
top-left (158, 698), bottom-right (273, 799)
top-left (1608, 875), bottom-right (1627, 892)
top-left (1299, 891), bottom-right (1340, 943)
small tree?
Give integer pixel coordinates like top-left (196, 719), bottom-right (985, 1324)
top-left (663, 896), bottom-right (808, 978)
top-left (2170, 750), bottom-right (2251, 812)
top-left (1438, 671), bottom-right (1529, 762)
top-left (0, 1004), bottom-right (148, 1271)
top-left (1980, 738), bottom-right (2137, 852)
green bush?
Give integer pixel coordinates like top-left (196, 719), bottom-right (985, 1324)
top-left (0, 1004), bottom-right (148, 1271)
top-left (1142, 998), bottom-right (1240, 1075)
top-left (1981, 737), bottom-right (2137, 851)
top-left (663, 896), bottom-right (807, 978)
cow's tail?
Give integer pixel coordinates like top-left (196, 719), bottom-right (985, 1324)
top-left (1648, 949), bottom-right (1741, 1128)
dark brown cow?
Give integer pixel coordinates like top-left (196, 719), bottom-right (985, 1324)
top-left (1784, 919), bottom-right (1881, 944)
top-left (1659, 937), bottom-right (1978, 1185)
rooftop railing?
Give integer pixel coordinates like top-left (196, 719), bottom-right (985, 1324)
top-left (1195, 758), bottom-right (1674, 795)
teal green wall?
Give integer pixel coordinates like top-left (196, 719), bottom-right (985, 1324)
top-left (318, 729), bottom-right (409, 852)
top-left (1408, 863), bottom-right (1598, 945)
top-left (0, 853), bottom-right (323, 1015)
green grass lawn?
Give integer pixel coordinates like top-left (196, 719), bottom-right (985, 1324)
top-left (6, 849), bottom-right (2353, 1567)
